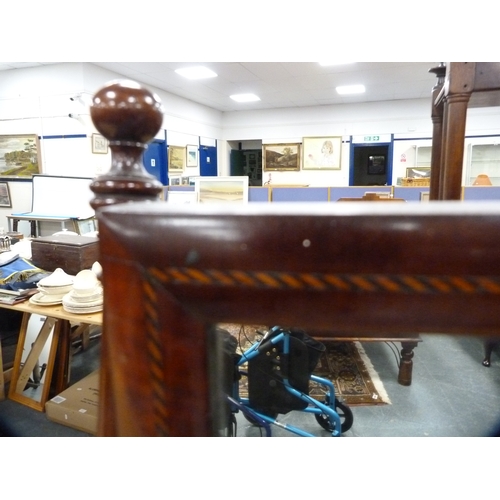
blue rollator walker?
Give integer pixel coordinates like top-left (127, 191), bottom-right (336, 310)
top-left (231, 326), bottom-right (354, 437)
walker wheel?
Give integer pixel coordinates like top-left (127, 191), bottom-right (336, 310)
top-left (315, 398), bottom-right (353, 434)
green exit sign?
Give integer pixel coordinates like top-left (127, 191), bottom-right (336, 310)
top-left (364, 135), bottom-right (380, 142)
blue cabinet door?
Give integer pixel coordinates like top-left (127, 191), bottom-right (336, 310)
top-left (200, 145), bottom-right (217, 176)
top-left (142, 139), bottom-right (167, 185)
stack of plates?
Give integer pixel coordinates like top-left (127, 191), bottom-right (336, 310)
top-left (30, 268), bottom-right (74, 306)
top-left (62, 269), bottom-right (103, 314)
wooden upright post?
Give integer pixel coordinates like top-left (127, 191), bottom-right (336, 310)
top-left (89, 80), bottom-right (164, 210)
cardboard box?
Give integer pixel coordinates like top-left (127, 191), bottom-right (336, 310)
top-left (30, 234), bottom-right (99, 275)
top-left (45, 369), bottom-right (99, 435)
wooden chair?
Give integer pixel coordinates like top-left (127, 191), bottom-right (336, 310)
top-left (90, 79), bottom-right (500, 436)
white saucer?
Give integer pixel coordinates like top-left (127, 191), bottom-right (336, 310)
top-left (66, 289), bottom-right (103, 303)
top-left (29, 292), bottom-right (64, 306)
top-left (62, 303), bottom-right (103, 314)
top-left (62, 294), bottom-right (103, 309)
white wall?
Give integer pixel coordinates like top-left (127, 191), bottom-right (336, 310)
top-left (0, 63), bottom-right (224, 232)
top-left (219, 99), bottom-right (500, 185)
top-left (2, 63), bottom-right (500, 232)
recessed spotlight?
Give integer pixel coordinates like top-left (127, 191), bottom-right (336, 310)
top-left (336, 84), bottom-right (366, 95)
top-left (230, 93), bottom-right (260, 103)
top-left (175, 66), bottom-right (217, 80)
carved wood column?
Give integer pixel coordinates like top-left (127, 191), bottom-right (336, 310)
top-left (441, 93), bottom-right (471, 199)
top-left (436, 63), bottom-right (475, 200)
top-left (429, 63), bottom-right (446, 200)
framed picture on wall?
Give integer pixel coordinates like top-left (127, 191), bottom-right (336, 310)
top-left (92, 134), bottom-right (108, 154)
top-left (186, 145), bottom-right (198, 167)
top-left (406, 167), bottom-right (431, 178)
top-left (302, 136), bottom-right (342, 170)
top-left (263, 143), bottom-right (301, 171)
top-left (0, 181), bottom-right (11, 207)
top-left (0, 134), bottom-right (41, 177)
top-left (168, 146), bottom-right (186, 174)
top-left (194, 176), bottom-right (249, 203)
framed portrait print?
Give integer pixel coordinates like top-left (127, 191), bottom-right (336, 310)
top-left (263, 143), bottom-right (301, 171)
top-left (0, 134), bottom-right (41, 177)
top-left (0, 181), bottom-right (11, 207)
top-left (302, 136), bottom-right (342, 170)
top-left (92, 134), bottom-right (108, 154)
top-left (168, 146), bottom-right (186, 174)
top-left (186, 145), bottom-right (198, 168)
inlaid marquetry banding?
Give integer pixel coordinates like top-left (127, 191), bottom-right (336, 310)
top-left (149, 267), bottom-right (500, 295)
top-left (143, 279), bottom-right (169, 436)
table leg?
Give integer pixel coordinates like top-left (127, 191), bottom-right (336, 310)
top-left (0, 341), bottom-right (4, 401)
top-left (441, 93), bottom-right (471, 200)
top-left (482, 339), bottom-right (499, 367)
top-left (398, 341), bottom-right (418, 386)
top-left (51, 320), bottom-right (72, 397)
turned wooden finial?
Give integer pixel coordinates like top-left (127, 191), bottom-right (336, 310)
top-left (89, 80), bottom-right (164, 210)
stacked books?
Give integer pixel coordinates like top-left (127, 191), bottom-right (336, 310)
top-left (0, 288), bottom-right (38, 305)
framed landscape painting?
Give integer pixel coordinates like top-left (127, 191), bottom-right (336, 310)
top-left (168, 145), bottom-right (186, 174)
top-left (263, 143), bottom-right (301, 171)
top-left (0, 134), bottom-right (40, 177)
top-left (194, 176), bottom-right (249, 203)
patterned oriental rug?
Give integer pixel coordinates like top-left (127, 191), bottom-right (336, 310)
top-left (219, 324), bottom-right (391, 407)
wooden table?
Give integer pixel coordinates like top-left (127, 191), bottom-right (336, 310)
top-left (97, 201), bottom-right (500, 436)
top-left (0, 300), bottom-right (101, 410)
top-left (7, 215), bottom-right (96, 237)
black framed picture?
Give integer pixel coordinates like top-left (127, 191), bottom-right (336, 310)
top-left (0, 181), bottom-right (11, 207)
top-left (367, 155), bottom-right (386, 175)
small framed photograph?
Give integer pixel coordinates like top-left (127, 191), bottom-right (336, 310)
top-left (92, 134), bottom-right (108, 154)
top-left (263, 143), bottom-right (301, 171)
top-left (186, 145), bottom-right (198, 168)
top-left (0, 181), bottom-right (11, 207)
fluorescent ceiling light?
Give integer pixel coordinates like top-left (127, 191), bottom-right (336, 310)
top-left (319, 62), bottom-right (355, 66)
top-left (175, 66), bottom-right (217, 79)
top-left (336, 84), bottom-right (366, 95)
top-left (230, 93), bottom-right (260, 102)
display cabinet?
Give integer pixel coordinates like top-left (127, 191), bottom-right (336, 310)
top-left (416, 146), bottom-right (432, 168)
top-left (466, 142), bottom-right (500, 186)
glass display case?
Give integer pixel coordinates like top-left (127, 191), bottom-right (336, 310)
top-left (466, 143), bottom-right (500, 186)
